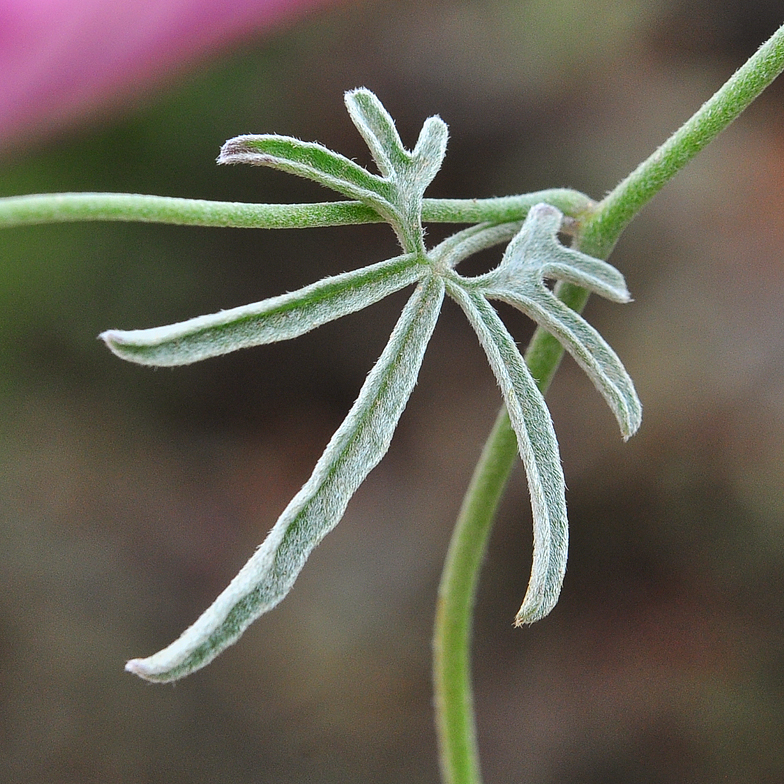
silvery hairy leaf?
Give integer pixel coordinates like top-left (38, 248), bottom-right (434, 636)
top-left (445, 283), bottom-right (568, 625)
top-left (475, 203), bottom-right (642, 439)
top-left (218, 134), bottom-right (395, 219)
top-left (220, 89), bottom-right (447, 253)
top-left (344, 90), bottom-right (447, 251)
top-left (344, 88), bottom-right (411, 178)
top-left (100, 253), bottom-right (423, 366)
top-left (344, 88), bottom-right (448, 202)
top-left (126, 276), bottom-right (444, 682)
top-left (484, 203), bottom-right (630, 302)
top-left (103, 91), bottom-right (641, 680)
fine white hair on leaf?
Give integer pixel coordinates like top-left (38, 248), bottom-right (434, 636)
top-left (105, 92), bottom-right (640, 681)
top-left (100, 254), bottom-right (422, 367)
top-left (473, 204), bottom-right (642, 439)
top-left (126, 276), bottom-right (444, 682)
top-left (446, 282), bottom-right (568, 624)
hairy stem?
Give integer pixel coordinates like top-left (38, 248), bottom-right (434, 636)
top-left (434, 21), bottom-right (784, 784)
top-left (0, 190), bottom-right (592, 230)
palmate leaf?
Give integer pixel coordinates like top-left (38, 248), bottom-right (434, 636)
top-left (104, 91), bottom-right (640, 682)
top-left (100, 253), bottom-right (423, 366)
top-left (126, 275), bottom-right (444, 682)
top-left (445, 283), bottom-right (568, 624)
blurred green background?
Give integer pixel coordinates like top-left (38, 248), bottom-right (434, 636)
top-left (2, 1), bottom-right (784, 782)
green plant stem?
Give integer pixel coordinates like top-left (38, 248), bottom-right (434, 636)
top-left (0, 189), bottom-right (593, 230)
top-left (432, 282), bottom-right (585, 784)
top-left (433, 21), bottom-right (784, 784)
top-left (433, 406), bottom-right (516, 784)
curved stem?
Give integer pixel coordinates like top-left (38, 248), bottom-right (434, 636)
top-left (0, 190), bottom-right (593, 230)
top-left (433, 282), bottom-right (583, 784)
top-left (433, 407), bottom-right (517, 784)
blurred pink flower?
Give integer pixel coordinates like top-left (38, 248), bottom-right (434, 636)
top-left (0, 0), bottom-right (340, 150)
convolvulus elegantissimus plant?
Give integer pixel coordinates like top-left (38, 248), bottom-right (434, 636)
top-left (2, 22), bottom-right (784, 784)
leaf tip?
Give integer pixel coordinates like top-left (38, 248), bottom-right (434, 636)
top-left (99, 328), bottom-right (125, 355)
top-left (529, 201), bottom-right (561, 221)
top-left (217, 135), bottom-right (267, 166)
top-left (513, 579), bottom-right (564, 625)
top-left (619, 396), bottom-right (643, 440)
top-left (513, 568), bottom-right (564, 626)
top-left (125, 652), bottom-right (186, 683)
top-left (343, 86), bottom-right (389, 120)
top-left (217, 137), bottom-right (242, 164)
top-left (344, 86), bottom-right (372, 103)
top-left (125, 657), bottom-right (156, 681)
top-left (99, 327), bottom-right (171, 367)
top-left (621, 418), bottom-right (641, 442)
top-left (513, 600), bottom-right (551, 627)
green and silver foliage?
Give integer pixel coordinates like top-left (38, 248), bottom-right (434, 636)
top-left (101, 89), bottom-right (641, 683)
